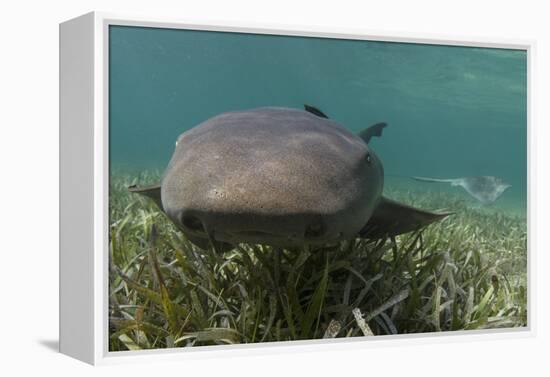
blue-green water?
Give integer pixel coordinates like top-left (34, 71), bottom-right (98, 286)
top-left (109, 25), bottom-right (527, 216)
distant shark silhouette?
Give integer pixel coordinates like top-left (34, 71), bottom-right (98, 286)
top-left (412, 176), bottom-right (511, 205)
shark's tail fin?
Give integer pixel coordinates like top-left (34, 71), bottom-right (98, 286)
top-left (412, 176), bottom-right (459, 185)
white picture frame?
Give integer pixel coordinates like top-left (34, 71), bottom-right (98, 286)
top-left (59, 11), bottom-right (535, 365)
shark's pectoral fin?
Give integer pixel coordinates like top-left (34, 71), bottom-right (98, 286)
top-left (304, 104), bottom-right (329, 118)
top-left (128, 183), bottom-right (163, 209)
top-left (358, 122), bottom-right (388, 144)
top-left (359, 197), bottom-right (452, 239)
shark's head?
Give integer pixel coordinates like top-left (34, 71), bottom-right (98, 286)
top-left (161, 107), bottom-right (384, 247)
top-left (131, 107), bottom-right (453, 250)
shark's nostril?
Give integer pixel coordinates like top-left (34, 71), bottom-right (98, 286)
top-left (304, 221), bottom-right (325, 239)
top-left (181, 215), bottom-right (205, 233)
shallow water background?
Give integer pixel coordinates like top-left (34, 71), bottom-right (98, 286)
top-left (109, 26), bottom-right (527, 216)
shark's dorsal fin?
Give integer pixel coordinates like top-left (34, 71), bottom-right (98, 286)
top-left (358, 122), bottom-right (388, 144)
top-left (303, 105), bottom-right (386, 144)
top-left (304, 104), bottom-right (329, 119)
top-left (359, 196), bottom-right (452, 239)
top-left (128, 183), bottom-right (162, 209)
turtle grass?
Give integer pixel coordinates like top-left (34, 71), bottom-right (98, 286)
top-left (108, 170), bottom-right (527, 351)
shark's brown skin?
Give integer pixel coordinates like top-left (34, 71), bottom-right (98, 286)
top-left (130, 106), bottom-right (451, 250)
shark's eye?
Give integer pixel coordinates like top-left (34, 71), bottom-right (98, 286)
top-left (366, 153), bottom-right (372, 164)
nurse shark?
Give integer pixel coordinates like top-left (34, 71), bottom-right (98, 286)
top-left (129, 105), bottom-right (451, 251)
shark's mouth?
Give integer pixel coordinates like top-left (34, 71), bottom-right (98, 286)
top-left (180, 211), bottom-right (329, 242)
top-left (232, 230), bottom-right (284, 238)
top-left (225, 220), bottom-right (326, 241)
